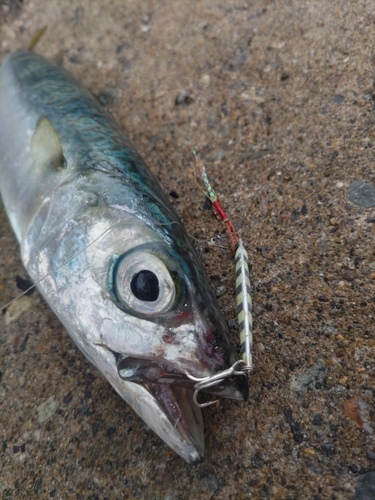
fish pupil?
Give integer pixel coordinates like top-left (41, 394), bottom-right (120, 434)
top-left (130, 270), bottom-right (159, 302)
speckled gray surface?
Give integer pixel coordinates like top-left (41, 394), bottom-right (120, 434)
top-left (1, 1), bottom-right (375, 499)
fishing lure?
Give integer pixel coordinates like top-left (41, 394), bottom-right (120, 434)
top-left (188, 154), bottom-right (253, 406)
top-left (0, 51), bottom-right (248, 463)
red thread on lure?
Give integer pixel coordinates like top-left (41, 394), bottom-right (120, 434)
top-left (192, 151), bottom-right (239, 254)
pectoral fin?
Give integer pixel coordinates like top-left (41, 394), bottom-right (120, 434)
top-left (31, 116), bottom-right (66, 171)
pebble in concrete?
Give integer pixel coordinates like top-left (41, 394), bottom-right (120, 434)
top-left (37, 396), bottom-right (58, 423)
top-left (348, 180), bottom-right (375, 208)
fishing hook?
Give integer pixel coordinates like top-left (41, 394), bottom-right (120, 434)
top-left (186, 360), bottom-right (252, 408)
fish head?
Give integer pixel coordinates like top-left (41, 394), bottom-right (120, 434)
top-left (22, 181), bottom-right (248, 463)
top-left (84, 208), bottom-right (248, 462)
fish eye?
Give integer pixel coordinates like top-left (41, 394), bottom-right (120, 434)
top-left (114, 250), bottom-right (176, 315)
top-left (130, 270), bottom-right (159, 301)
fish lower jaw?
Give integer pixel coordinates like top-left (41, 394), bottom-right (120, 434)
top-left (143, 382), bottom-right (205, 464)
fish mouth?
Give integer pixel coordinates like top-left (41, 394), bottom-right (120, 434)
top-left (116, 356), bottom-right (248, 462)
top-left (117, 356), bottom-right (249, 401)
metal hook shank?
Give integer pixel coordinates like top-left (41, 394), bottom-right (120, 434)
top-left (186, 360), bottom-right (251, 408)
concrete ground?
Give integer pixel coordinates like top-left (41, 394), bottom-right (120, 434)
top-left (1, 0), bottom-right (375, 498)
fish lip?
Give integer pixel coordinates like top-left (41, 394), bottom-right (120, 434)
top-left (116, 356), bottom-right (249, 402)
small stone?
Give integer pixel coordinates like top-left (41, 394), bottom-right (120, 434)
top-left (343, 396), bottom-right (374, 433)
top-left (15, 275), bottom-right (35, 295)
top-left (348, 180), bottom-right (375, 208)
top-left (5, 296), bottom-right (32, 325)
top-left (85, 372), bottom-right (96, 382)
top-left (332, 95), bottom-right (345, 103)
top-left (336, 181), bottom-right (344, 188)
top-left (309, 462), bottom-right (323, 475)
top-left (96, 88), bottom-right (116, 106)
top-left (169, 190), bottom-right (179, 199)
top-left (107, 427), bottom-right (117, 439)
top-left (162, 471), bottom-right (174, 490)
top-left (362, 265), bottom-right (371, 276)
top-left (280, 211), bottom-right (289, 221)
top-left (140, 17), bottom-right (151, 32)
top-left (322, 443), bottom-right (335, 454)
top-left (34, 479), bottom-right (42, 494)
top-left (318, 240), bottom-right (330, 253)
top-left (240, 91), bottom-right (252, 100)
top-left (203, 473), bottom-right (220, 493)
top-left (366, 450), bottom-right (375, 460)
top-left (215, 286), bottom-right (227, 298)
top-left (369, 112), bottom-right (375, 124)
top-left (81, 403), bottom-right (90, 415)
top-left (339, 376), bottom-right (348, 385)
top-left (331, 384), bottom-right (346, 392)
top-left (200, 74), bottom-right (210, 87)
top-left (256, 342), bottom-right (265, 353)
top-left (284, 410), bottom-right (304, 443)
top-left (353, 471), bottom-right (375, 500)
top-left (302, 447), bottom-right (315, 455)
top-left (312, 413), bottom-right (323, 426)
top-left (63, 392), bottom-right (73, 404)
top-left (318, 295), bottom-right (329, 302)
top-left (290, 358), bottom-right (327, 392)
top-left (92, 422), bottom-right (99, 437)
top-left (20, 420), bottom-right (33, 433)
top-left (217, 123), bottom-right (229, 138)
top-left (207, 112), bottom-right (219, 128)
top-left (343, 269), bottom-right (357, 282)
top-left (37, 396), bottom-right (57, 423)
top-left (175, 89), bottom-right (193, 105)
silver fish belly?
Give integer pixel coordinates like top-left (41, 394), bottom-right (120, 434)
top-left (0, 51), bottom-right (248, 463)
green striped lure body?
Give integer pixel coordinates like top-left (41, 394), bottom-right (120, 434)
top-left (235, 239), bottom-right (253, 369)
